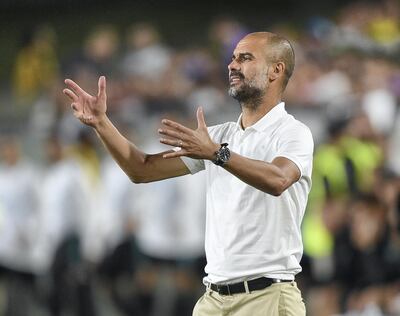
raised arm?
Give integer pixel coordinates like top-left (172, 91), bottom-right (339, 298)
top-left (159, 108), bottom-right (301, 196)
top-left (63, 76), bottom-right (189, 183)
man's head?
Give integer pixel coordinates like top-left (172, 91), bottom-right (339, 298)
top-left (228, 32), bottom-right (295, 108)
top-left (349, 194), bottom-right (388, 251)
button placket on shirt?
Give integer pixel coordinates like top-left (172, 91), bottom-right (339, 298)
top-left (236, 128), bottom-right (254, 155)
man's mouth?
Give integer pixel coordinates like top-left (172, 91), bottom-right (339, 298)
top-left (229, 73), bottom-right (244, 85)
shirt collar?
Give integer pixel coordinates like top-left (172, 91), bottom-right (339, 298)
top-left (235, 102), bottom-right (287, 132)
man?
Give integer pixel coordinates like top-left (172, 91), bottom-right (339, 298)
top-left (35, 135), bottom-right (95, 316)
top-left (64, 31), bottom-right (313, 316)
top-left (0, 136), bottom-right (39, 314)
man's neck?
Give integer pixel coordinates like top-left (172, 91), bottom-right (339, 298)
top-left (240, 96), bottom-right (281, 129)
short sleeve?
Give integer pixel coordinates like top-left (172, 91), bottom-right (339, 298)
top-left (180, 156), bottom-right (205, 174)
top-left (172, 147), bottom-right (205, 174)
top-left (275, 122), bottom-right (314, 178)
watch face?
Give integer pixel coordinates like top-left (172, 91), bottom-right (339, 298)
top-left (213, 144), bottom-right (230, 166)
top-left (219, 147), bottom-right (231, 163)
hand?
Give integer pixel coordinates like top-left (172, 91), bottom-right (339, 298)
top-left (63, 76), bottom-right (107, 128)
top-left (159, 107), bottom-right (219, 160)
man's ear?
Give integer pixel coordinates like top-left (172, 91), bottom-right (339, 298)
top-left (269, 62), bottom-right (285, 81)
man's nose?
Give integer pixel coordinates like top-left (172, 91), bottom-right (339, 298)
top-left (228, 59), bottom-right (240, 72)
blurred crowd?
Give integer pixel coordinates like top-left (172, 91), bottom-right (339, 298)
top-left (1, 0), bottom-right (400, 315)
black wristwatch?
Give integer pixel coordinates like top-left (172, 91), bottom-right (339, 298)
top-left (212, 143), bottom-right (230, 166)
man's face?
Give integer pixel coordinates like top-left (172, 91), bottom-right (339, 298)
top-left (350, 202), bottom-right (385, 250)
top-left (228, 36), bottom-right (270, 107)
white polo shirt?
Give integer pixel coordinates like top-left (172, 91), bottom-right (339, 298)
top-left (181, 102), bottom-right (314, 284)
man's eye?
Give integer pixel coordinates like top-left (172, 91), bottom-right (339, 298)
top-left (232, 55), bottom-right (252, 62)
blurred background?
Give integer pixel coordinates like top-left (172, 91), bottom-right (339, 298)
top-left (0, 0), bottom-right (400, 315)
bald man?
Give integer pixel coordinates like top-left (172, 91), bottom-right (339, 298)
top-left (64, 32), bottom-right (313, 316)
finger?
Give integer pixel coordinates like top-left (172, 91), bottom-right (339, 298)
top-left (71, 103), bottom-right (80, 112)
top-left (73, 110), bottom-right (83, 120)
top-left (65, 79), bottom-right (91, 97)
top-left (160, 138), bottom-right (185, 147)
top-left (63, 89), bottom-right (79, 102)
top-left (162, 150), bottom-right (189, 159)
top-left (77, 114), bottom-right (94, 125)
top-left (196, 106), bottom-right (207, 129)
top-left (82, 116), bottom-right (94, 124)
top-left (158, 128), bottom-right (189, 141)
top-left (162, 119), bottom-right (194, 135)
top-left (98, 76), bottom-right (106, 99)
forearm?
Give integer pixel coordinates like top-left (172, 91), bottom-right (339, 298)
top-left (94, 117), bottom-right (145, 181)
top-left (94, 117), bottom-right (188, 183)
top-left (222, 152), bottom-right (295, 196)
top-left (63, 77), bottom-right (189, 182)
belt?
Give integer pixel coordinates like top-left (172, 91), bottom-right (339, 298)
top-left (209, 277), bottom-right (292, 295)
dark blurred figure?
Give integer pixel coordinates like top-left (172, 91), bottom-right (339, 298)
top-left (63, 25), bottom-right (119, 79)
top-left (303, 111), bottom-right (384, 268)
top-left (12, 25), bottom-right (59, 106)
top-left (334, 194), bottom-right (400, 314)
top-left (120, 23), bottom-right (171, 83)
top-left (61, 25), bottom-right (122, 116)
top-left (120, 23), bottom-right (189, 116)
top-left (302, 110), bottom-right (385, 315)
top-left (208, 17), bottom-right (248, 75)
top-left (182, 48), bottom-right (233, 124)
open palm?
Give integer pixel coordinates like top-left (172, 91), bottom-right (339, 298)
top-left (63, 76), bottom-right (107, 127)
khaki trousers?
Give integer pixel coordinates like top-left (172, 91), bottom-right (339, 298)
top-left (193, 281), bottom-right (306, 316)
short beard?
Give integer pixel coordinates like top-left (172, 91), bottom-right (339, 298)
top-left (228, 68), bottom-right (268, 110)
top-left (229, 84), bottom-right (265, 110)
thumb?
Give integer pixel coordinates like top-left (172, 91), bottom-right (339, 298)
top-left (98, 76), bottom-right (106, 99)
top-left (196, 106), bottom-right (207, 129)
